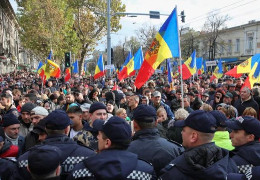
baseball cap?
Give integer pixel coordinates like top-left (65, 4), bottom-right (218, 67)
top-left (93, 116), bottom-right (131, 144)
top-left (209, 110), bottom-right (227, 127)
top-left (153, 91), bottom-right (161, 97)
top-left (45, 110), bottom-right (72, 130)
top-left (31, 106), bottom-right (49, 116)
top-left (202, 92), bottom-right (209, 97)
top-left (225, 92), bottom-right (233, 98)
top-left (89, 102), bottom-right (107, 113)
top-left (175, 110), bottom-right (217, 133)
top-left (80, 103), bottom-right (91, 112)
top-left (133, 105), bottom-right (157, 122)
top-left (226, 116), bottom-right (260, 138)
top-left (28, 145), bottom-right (62, 175)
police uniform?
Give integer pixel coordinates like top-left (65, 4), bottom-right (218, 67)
top-left (17, 110), bottom-right (96, 180)
top-left (127, 105), bottom-right (184, 175)
top-left (67, 150), bottom-right (156, 180)
top-left (68, 116), bottom-right (157, 180)
top-left (160, 110), bottom-right (238, 180)
top-left (226, 116), bottom-right (260, 174)
top-left (160, 143), bottom-right (238, 180)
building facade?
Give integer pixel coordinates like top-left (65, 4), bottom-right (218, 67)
top-left (0, 0), bottom-right (37, 74)
top-left (197, 20), bottom-right (260, 64)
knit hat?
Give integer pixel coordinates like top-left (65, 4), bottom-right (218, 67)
top-left (89, 102), bottom-right (107, 113)
top-left (21, 103), bottom-right (36, 113)
top-left (3, 114), bottom-right (20, 127)
top-left (31, 106), bottom-right (49, 116)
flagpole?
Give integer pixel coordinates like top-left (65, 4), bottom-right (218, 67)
top-left (176, 6), bottom-right (184, 108)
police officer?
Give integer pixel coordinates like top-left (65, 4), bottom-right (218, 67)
top-left (27, 145), bottom-right (62, 180)
top-left (227, 116), bottom-right (260, 174)
top-left (17, 110), bottom-right (95, 180)
top-left (127, 105), bottom-right (183, 176)
top-left (0, 93), bottom-right (19, 125)
top-left (160, 110), bottom-right (238, 180)
top-left (67, 116), bottom-right (156, 180)
top-left (227, 166), bottom-right (260, 180)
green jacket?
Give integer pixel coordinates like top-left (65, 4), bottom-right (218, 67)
top-left (212, 131), bottom-right (234, 151)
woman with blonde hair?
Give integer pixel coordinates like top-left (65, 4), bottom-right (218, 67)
top-left (156, 107), bottom-right (168, 138)
top-left (199, 103), bottom-right (213, 112)
top-left (242, 107), bottom-right (257, 118)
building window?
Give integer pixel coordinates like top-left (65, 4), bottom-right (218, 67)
top-left (235, 39), bottom-right (240, 52)
top-left (228, 40), bottom-right (232, 54)
top-left (248, 37), bottom-right (253, 50)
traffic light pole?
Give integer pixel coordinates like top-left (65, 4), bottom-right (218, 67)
top-left (107, 0), bottom-right (111, 76)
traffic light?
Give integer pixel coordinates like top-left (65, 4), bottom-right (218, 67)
top-left (181, 11), bottom-right (185, 23)
top-left (65, 52), bottom-right (71, 68)
top-left (111, 48), bottom-right (114, 64)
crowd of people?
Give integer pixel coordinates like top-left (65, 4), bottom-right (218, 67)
top-left (0, 69), bottom-right (260, 180)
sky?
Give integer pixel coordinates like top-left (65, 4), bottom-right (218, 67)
top-left (102, 0), bottom-right (260, 51)
top-left (10, 0), bottom-right (260, 52)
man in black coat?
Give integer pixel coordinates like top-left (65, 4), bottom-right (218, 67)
top-left (234, 87), bottom-right (259, 119)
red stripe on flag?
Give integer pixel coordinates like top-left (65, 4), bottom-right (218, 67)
top-left (94, 71), bottom-right (105, 80)
top-left (181, 64), bottom-right (193, 80)
top-left (134, 60), bottom-right (155, 89)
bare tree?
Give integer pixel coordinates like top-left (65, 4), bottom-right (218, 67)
top-left (180, 27), bottom-right (200, 59)
top-left (201, 11), bottom-right (230, 60)
top-left (135, 24), bottom-right (158, 53)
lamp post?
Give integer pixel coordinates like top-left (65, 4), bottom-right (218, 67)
top-left (107, 0), bottom-right (111, 76)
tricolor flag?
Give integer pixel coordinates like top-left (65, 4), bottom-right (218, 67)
top-left (243, 61), bottom-right (260, 89)
top-left (225, 66), bottom-right (242, 78)
top-left (181, 50), bottom-right (196, 80)
top-left (72, 60), bottom-right (79, 73)
top-left (210, 59), bottom-right (223, 81)
top-left (94, 54), bottom-right (105, 80)
top-left (134, 7), bottom-right (180, 89)
top-left (237, 54), bottom-right (260, 74)
top-left (120, 52), bottom-right (132, 71)
top-left (196, 57), bottom-right (203, 75)
top-left (38, 51), bottom-right (60, 83)
top-left (118, 47), bottom-right (143, 81)
top-left (167, 59), bottom-right (173, 83)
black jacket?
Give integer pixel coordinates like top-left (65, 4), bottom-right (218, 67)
top-left (127, 128), bottom-right (184, 176)
top-left (234, 97), bottom-right (259, 119)
top-left (230, 141), bottom-right (260, 174)
top-left (67, 149), bottom-right (156, 180)
top-left (160, 143), bottom-right (238, 180)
